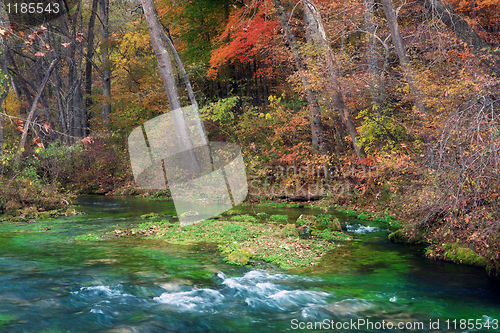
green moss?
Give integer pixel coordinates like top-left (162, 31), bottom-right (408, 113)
top-left (357, 213), bottom-right (369, 220)
top-left (389, 229), bottom-right (425, 244)
top-left (388, 230), bottom-right (408, 243)
top-left (224, 248), bottom-right (254, 265)
top-left (269, 214), bottom-right (288, 222)
top-left (312, 229), bottom-right (351, 241)
top-left (0, 314), bottom-right (15, 327)
top-left (315, 214), bottom-right (341, 231)
top-left (140, 212), bottom-right (160, 219)
top-left (280, 224), bottom-right (298, 238)
top-left (116, 218), bottom-right (339, 269)
top-left (230, 214), bottom-right (257, 222)
top-left (442, 242), bottom-right (489, 267)
top-left (75, 233), bottom-right (102, 241)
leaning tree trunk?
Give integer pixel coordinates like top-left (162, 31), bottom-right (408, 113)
top-left (381, 0), bottom-right (427, 117)
top-left (18, 59), bottom-right (58, 154)
top-left (270, 0), bottom-right (329, 158)
top-left (141, 0), bottom-right (202, 174)
top-left (303, 0), bottom-right (364, 158)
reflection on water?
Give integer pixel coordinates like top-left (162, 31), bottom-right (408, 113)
top-left (0, 196), bottom-right (498, 332)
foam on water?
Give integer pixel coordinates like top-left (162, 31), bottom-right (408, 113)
top-left (154, 270), bottom-right (330, 316)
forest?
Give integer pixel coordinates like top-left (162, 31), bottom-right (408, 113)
top-left (0, 0), bottom-right (499, 278)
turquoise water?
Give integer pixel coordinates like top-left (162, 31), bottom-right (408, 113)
top-left (0, 196), bottom-right (498, 332)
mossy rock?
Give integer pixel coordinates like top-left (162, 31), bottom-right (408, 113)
top-left (314, 215), bottom-right (341, 232)
top-left (297, 225), bottom-right (311, 238)
top-left (443, 242), bottom-right (489, 267)
top-left (389, 229), bottom-right (426, 244)
top-left (297, 214), bottom-right (315, 225)
top-left (388, 230), bottom-right (408, 243)
top-left (223, 209), bottom-right (238, 216)
top-left (297, 214), bottom-right (341, 232)
top-left (225, 248), bottom-right (254, 265)
top-left (280, 224), bottom-right (298, 238)
top-left (140, 212), bottom-right (160, 219)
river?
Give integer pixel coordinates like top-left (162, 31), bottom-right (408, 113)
top-left (0, 196), bottom-right (499, 332)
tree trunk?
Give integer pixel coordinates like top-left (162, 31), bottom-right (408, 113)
top-left (363, 0), bottom-right (384, 110)
top-left (381, 0), bottom-right (427, 117)
top-left (141, 0), bottom-right (202, 174)
top-left (100, 0), bottom-right (111, 131)
top-left (159, 27), bottom-right (208, 143)
top-left (302, 0), bottom-right (364, 158)
top-left (416, 0), bottom-right (486, 50)
top-left (18, 59), bottom-right (58, 154)
top-left (84, 0), bottom-right (99, 135)
top-left (414, 0), bottom-right (498, 75)
top-left (271, 0), bottom-right (329, 157)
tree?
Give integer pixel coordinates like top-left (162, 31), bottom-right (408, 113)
top-left (100, 0), bottom-right (111, 130)
top-left (302, 0), bottom-right (364, 158)
top-left (381, 0), bottom-right (427, 117)
top-left (270, 0), bottom-right (329, 157)
top-left (85, 0), bottom-right (99, 112)
top-left (363, 0), bottom-right (384, 110)
top-left (140, 0), bottom-right (202, 174)
top-left (18, 59), bottom-right (57, 154)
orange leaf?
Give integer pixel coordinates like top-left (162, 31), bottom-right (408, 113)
top-left (61, 42), bottom-right (71, 48)
top-left (43, 122), bottom-right (51, 132)
top-left (81, 137), bottom-right (93, 146)
top-left (35, 52), bottom-right (45, 57)
top-left (76, 33), bottom-right (84, 42)
top-left (33, 137), bottom-right (44, 148)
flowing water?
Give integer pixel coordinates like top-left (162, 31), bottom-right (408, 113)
top-left (0, 196), bottom-right (499, 332)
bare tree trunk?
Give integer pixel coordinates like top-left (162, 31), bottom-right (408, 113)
top-left (302, 0), bottom-right (364, 158)
top-left (271, 0), bottom-right (329, 157)
top-left (363, 0), bottom-right (384, 110)
top-left (381, 0), bottom-right (426, 117)
top-left (100, 0), bottom-right (111, 131)
top-left (82, 0), bottom-right (99, 136)
top-left (141, 0), bottom-right (202, 174)
top-left (85, 0), bottom-right (98, 109)
top-left (0, 50), bottom-right (9, 157)
top-left (18, 59), bottom-right (57, 154)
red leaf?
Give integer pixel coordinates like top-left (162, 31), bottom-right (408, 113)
top-left (61, 42), bottom-right (71, 48)
top-left (76, 33), bottom-right (84, 42)
top-left (9, 23), bottom-right (17, 33)
top-left (43, 122), bottom-right (51, 132)
top-left (35, 52), bottom-right (45, 57)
